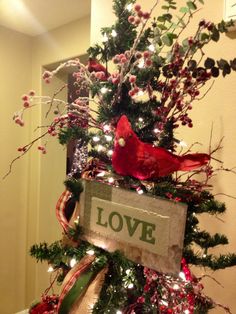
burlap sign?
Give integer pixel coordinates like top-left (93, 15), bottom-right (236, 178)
top-left (79, 180), bottom-right (187, 274)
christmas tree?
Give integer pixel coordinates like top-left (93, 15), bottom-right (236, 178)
top-left (8, 0), bottom-right (236, 313)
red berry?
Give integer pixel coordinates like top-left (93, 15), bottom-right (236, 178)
top-left (23, 101), bottom-right (30, 108)
top-left (128, 90), bottom-right (135, 97)
top-left (206, 22), bottom-right (214, 31)
top-left (112, 56), bottom-right (120, 64)
top-left (28, 90), bottom-right (35, 96)
top-left (134, 17), bottom-right (141, 25)
top-left (135, 51), bottom-right (142, 59)
top-left (128, 15), bottom-right (135, 23)
top-left (112, 77), bottom-right (119, 84)
top-left (137, 10), bottom-right (143, 18)
top-left (134, 4), bottom-right (141, 12)
top-left (143, 50), bottom-right (150, 59)
top-left (143, 12), bottom-right (150, 19)
top-left (188, 37), bottom-right (194, 45)
top-left (199, 19), bottom-right (206, 27)
top-left (129, 75), bottom-right (137, 83)
top-left (22, 94), bottom-right (29, 101)
top-left (120, 57), bottom-right (127, 64)
top-left (133, 86), bottom-right (139, 93)
top-left (160, 305), bottom-right (166, 311)
top-left (42, 70), bottom-right (51, 79)
top-left (145, 59), bottom-right (152, 67)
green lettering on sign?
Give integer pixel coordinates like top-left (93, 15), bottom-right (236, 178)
top-left (96, 205), bottom-right (156, 245)
top-left (124, 215), bottom-right (141, 237)
top-left (96, 207), bottom-right (108, 228)
top-left (140, 221), bottom-right (156, 244)
top-left (109, 211), bottom-right (123, 232)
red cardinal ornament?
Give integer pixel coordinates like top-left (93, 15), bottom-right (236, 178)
top-left (112, 115), bottom-right (210, 180)
top-left (87, 58), bottom-right (109, 80)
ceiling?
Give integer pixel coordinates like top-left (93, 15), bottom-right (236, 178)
top-left (0, 0), bottom-right (91, 36)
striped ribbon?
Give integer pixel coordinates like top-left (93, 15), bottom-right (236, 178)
top-left (56, 190), bottom-right (72, 233)
top-left (57, 255), bottom-right (96, 312)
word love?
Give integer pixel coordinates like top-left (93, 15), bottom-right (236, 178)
top-left (96, 206), bottom-right (156, 245)
top-left (90, 197), bottom-right (169, 256)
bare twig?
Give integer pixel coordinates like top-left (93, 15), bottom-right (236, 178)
top-left (196, 80), bottom-right (215, 101)
top-left (214, 193), bottom-right (236, 200)
top-left (3, 130), bottom-right (49, 179)
top-left (45, 84), bottom-right (68, 118)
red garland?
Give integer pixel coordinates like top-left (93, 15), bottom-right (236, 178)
top-left (124, 258), bottom-right (210, 314)
top-left (29, 295), bottom-right (59, 314)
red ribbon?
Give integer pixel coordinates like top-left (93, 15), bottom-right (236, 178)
top-left (55, 190), bottom-right (72, 232)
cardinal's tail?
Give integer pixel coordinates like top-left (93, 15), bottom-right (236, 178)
top-left (178, 153), bottom-right (210, 171)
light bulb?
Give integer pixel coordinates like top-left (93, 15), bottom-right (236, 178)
top-left (179, 271), bottom-right (186, 281)
top-left (179, 140), bottom-right (187, 147)
top-left (108, 177), bottom-right (115, 183)
top-left (105, 135), bottom-right (113, 141)
top-left (136, 187), bottom-right (144, 195)
top-left (137, 90), bottom-right (144, 96)
top-left (173, 284), bottom-right (180, 290)
top-left (116, 311), bottom-right (122, 314)
top-left (111, 29), bottom-right (117, 37)
top-left (97, 145), bottom-right (105, 152)
top-left (108, 150), bottom-right (113, 156)
top-left (97, 171), bottom-right (105, 177)
top-left (74, 216), bottom-right (79, 224)
top-left (70, 258), bottom-right (77, 268)
top-left (138, 58), bottom-right (145, 68)
top-left (138, 117), bottom-right (143, 122)
top-left (47, 266), bottom-right (54, 272)
top-left (148, 44), bottom-right (155, 52)
top-left (103, 124), bottom-right (110, 131)
top-left (128, 283), bottom-right (134, 289)
top-left (86, 249), bottom-right (95, 256)
top-left (100, 87), bottom-right (108, 94)
top-left (126, 269), bottom-right (131, 275)
top-left (126, 3), bottom-right (133, 11)
top-left (93, 136), bottom-right (100, 142)
top-left (102, 33), bottom-right (108, 42)
top-left (160, 300), bottom-right (168, 307)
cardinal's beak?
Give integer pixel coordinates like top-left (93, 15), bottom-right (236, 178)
top-left (118, 137), bottom-right (126, 147)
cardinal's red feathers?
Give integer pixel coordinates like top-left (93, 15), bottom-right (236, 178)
top-left (112, 115), bottom-right (210, 180)
top-left (87, 58), bottom-right (109, 80)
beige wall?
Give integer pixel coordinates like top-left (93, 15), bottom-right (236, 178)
top-left (91, 0), bottom-right (236, 312)
top-left (0, 26), bottom-right (31, 314)
top-left (27, 16), bottom-right (91, 304)
top-left (0, 16), bottom-right (90, 313)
